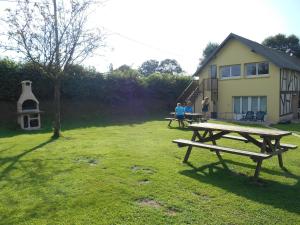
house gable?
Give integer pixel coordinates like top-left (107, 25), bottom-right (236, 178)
top-left (194, 37), bottom-right (281, 123)
top-left (210, 38), bottom-right (270, 71)
top-left (197, 38), bottom-right (280, 80)
top-left (195, 33), bottom-right (300, 77)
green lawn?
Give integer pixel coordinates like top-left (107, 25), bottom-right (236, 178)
top-left (0, 118), bottom-right (300, 225)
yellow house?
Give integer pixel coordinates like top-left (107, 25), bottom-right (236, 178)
top-left (179, 33), bottom-right (300, 123)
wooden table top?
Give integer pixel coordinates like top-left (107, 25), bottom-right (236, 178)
top-left (189, 122), bottom-right (292, 137)
top-left (170, 112), bottom-right (202, 116)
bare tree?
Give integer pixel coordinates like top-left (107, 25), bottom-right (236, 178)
top-left (1, 0), bottom-right (105, 138)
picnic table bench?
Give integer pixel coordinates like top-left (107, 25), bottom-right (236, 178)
top-left (218, 133), bottom-right (297, 149)
top-left (165, 117), bottom-right (193, 127)
top-left (173, 123), bottom-right (297, 180)
top-left (166, 112), bottom-right (203, 127)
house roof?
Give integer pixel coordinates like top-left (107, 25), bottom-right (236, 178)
top-left (194, 33), bottom-right (300, 76)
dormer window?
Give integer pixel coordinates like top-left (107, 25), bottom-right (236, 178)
top-left (246, 62), bottom-right (269, 76)
top-left (220, 64), bottom-right (241, 79)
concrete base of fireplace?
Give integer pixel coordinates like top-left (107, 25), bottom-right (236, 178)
top-left (17, 111), bottom-right (42, 130)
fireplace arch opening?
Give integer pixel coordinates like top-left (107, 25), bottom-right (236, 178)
top-left (22, 100), bottom-right (37, 111)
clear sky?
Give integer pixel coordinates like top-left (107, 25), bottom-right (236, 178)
top-left (0, 0), bottom-right (300, 74)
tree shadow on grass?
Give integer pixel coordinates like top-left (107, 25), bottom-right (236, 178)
top-left (0, 164), bottom-right (76, 225)
top-left (180, 160), bottom-right (300, 214)
top-left (0, 138), bottom-right (56, 182)
top-left (0, 145), bottom-right (16, 154)
top-left (0, 138), bottom-right (78, 224)
top-left (0, 113), bottom-right (168, 138)
top-left (167, 126), bottom-right (192, 132)
top-left (272, 123), bottom-right (300, 134)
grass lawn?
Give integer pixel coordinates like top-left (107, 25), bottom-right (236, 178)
top-left (0, 117), bottom-right (300, 224)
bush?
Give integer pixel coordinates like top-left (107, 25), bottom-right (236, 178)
top-left (0, 58), bottom-right (191, 112)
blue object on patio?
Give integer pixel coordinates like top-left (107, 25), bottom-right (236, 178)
top-left (255, 111), bottom-right (266, 122)
top-left (241, 111), bottom-right (255, 121)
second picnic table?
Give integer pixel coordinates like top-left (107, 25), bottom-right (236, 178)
top-left (166, 112), bottom-right (203, 126)
top-left (173, 122), bottom-right (297, 180)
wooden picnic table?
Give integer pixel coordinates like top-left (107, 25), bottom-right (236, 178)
top-left (169, 112), bottom-right (203, 121)
top-left (166, 112), bottom-right (203, 127)
top-left (173, 122), bottom-right (297, 180)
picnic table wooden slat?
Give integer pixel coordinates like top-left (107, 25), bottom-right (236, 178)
top-left (189, 122), bottom-right (291, 137)
top-left (218, 134), bottom-right (297, 149)
top-left (170, 112), bottom-right (202, 116)
top-left (173, 139), bottom-right (271, 159)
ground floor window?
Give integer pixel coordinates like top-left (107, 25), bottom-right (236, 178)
top-left (233, 96), bottom-right (267, 114)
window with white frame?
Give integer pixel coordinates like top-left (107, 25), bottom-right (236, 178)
top-left (220, 65), bottom-right (241, 78)
top-left (233, 96), bottom-right (267, 114)
top-left (245, 62), bottom-right (269, 76)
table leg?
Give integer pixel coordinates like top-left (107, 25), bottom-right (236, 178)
top-left (208, 130), bottom-right (217, 145)
top-left (208, 130), bottom-right (229, 170)
top-left (252, 137), bottom-right (268, 180)
top-left (215, 150), bottom-right (229, 170)
top-left (265, 137), bottom-right (284, 168)
top-left (203, 130), bottom-right (208, 138)
top-left (183, 147), bottom-right (192, 163)
top-left (193, 130), bottom-right (208, 142)
top-left (254, 160), bottom-right (263, 180)
top-left (260, 138), bottom-right (267, 153)
top-left (275, 138), bottom-right (284, 168)
top-left (183, 131), bottom-right (198, 163)
top-left (278, 154), bottom-right (284, 168)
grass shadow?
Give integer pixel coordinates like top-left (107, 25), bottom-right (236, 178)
top-left (167, 126), bottom-right (192, 131)
top-left (0, 137), bottom-right (76, 224)
top-left (0, 113), bottom-right (167, 138)
top-left (272, 123), bottom-right (300, 134)
top-left (0, 145), bottom-right (16, 154)
top-left (0, 138), bottom-right (56, 182)
top-left (223, 120), bottom-right (267, 128)
top-left (222, 159), bottom-right (299, 179)
top-left (180, 161), bottom-right (300, 214)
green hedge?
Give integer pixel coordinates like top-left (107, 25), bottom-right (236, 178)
top-left (0, 58), bottom-right (191, 108)
top-left (0, 59), bottom-right (53, 101)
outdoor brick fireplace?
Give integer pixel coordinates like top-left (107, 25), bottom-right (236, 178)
top-left (17, 80), bottom-right (41, 130)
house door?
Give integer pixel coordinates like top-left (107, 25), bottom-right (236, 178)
top-left (292, 94), bottom-right (299, 119)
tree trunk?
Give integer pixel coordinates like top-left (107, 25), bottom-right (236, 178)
top-left (53, 78), bottom-right (61, 138)
top-left (52, 0), bottom-right (61, 138)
